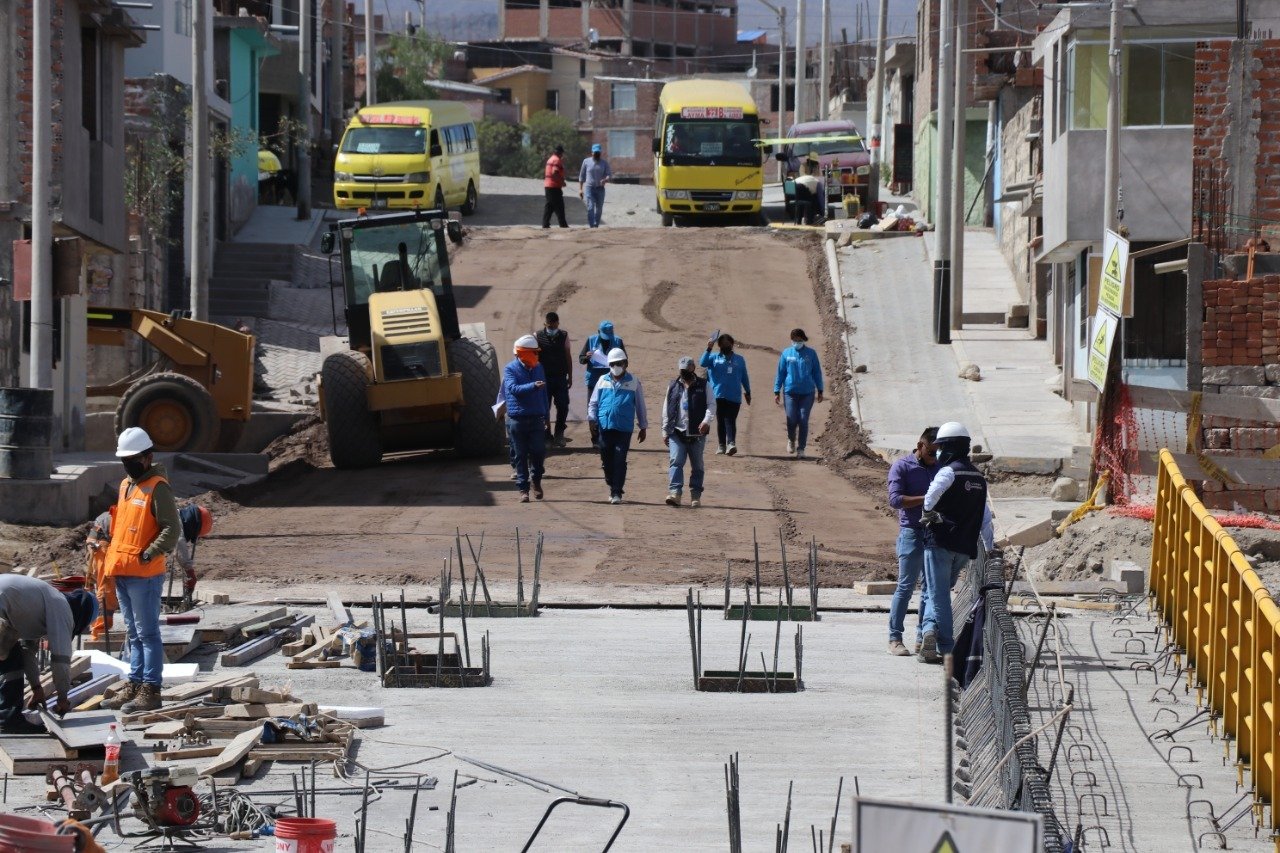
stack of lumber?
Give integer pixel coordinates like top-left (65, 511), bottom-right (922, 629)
top-left (282, 593), bottom-right (364, 670)
top-left (217, 607), bottom-right (314, 667)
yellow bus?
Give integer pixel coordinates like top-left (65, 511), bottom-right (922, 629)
top-left (333, 100), bottom-right (480, 215)
top-left (652, 80), bottom-right (768, 226)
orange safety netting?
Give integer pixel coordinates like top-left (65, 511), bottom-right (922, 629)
top-left (1108, 504), bottom-right (1280, 530)
top-left (1093, 381), bottom-right (1140, 506)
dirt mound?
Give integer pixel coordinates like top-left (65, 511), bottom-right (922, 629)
top-left (261, 413), bottom-right (329, 471)
top-left (1022, 511), bottom-right (1152, 582)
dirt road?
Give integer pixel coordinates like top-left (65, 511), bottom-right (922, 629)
top-left (196, 226), bottom-right (897, 592)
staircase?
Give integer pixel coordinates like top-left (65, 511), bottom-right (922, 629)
top-left (210, 242), bottom-right (296, 321)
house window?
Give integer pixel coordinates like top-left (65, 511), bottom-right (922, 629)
top-left (81, 28), bottom-right (99, 140)
top-left (175, 0), bottom-right (192, 36)
top-left (579, 88), bottom-right (588, 110)
top-left (769, 84), bottom-right (796, 112)
top-left (607, 130), bottom-right (636, 159)
top-left (611, 83), bottom-right (637, 111)
top-left (546, 90), bottom-right (560, 113)
top-left (580, 59), bottom-right (587, 79)
top-left (1068, 40), bottom-right (1195, 129)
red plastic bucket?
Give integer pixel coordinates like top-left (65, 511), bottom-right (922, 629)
top-left (0, 814), bottom-right (75, 852)
top-left (274, 818), bottom-right (337, 853)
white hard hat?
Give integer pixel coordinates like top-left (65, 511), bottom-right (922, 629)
top-left (606, 347), bottom-right (628, 364)
top-left (936, 421), bottom-right (970, 441)
top-left (116, 426), bottom-right (154, 457)
top-left (513, 334), bottom-right (539, 353)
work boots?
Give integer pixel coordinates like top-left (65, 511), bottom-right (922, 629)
top-left (100, 681), bottom-right (140, 710)
top-left (120, 683), bottom-right (161, 714)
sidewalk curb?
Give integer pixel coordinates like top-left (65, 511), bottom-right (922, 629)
top-left (824, 238), bottom-right (862, 425)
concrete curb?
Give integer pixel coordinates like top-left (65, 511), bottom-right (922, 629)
top-left (824, 238), bottom-right (863, 425)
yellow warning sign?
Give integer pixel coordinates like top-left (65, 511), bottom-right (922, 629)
top-left (1087, 308), bottom-right (1119, 391)
top-left (932, 831), bottom-right (960, 853)
top-left (1098, 229), bottom-right (1128, 317)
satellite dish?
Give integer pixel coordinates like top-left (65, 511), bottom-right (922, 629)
top-left (747, 66), bottom-right (758, 78)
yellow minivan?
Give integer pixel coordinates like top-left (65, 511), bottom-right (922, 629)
top-left (333, 100), bottom-right (480, 214)
top-left (652, 80), bottom-right (767, 226)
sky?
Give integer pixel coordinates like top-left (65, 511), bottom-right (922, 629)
top-left (382, 0), bottom-right (921, 44)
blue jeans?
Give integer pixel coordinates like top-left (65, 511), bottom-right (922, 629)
top-left (783, 392), bottom-right (816, 449)
top-left (585, 185), bottom-right (606, 227)
top-left (115, 574), bottom-right (165, 686)
top-left (667, 434), bottom-right (707, 496)
top-left (507, 416), bottom-right (546, 492)
top-left (598, 428), bottom-right (632, 496)
top-left (921, 546), bottom-right (971, 654)
top-left (888, 527), bottom-right (928, 643)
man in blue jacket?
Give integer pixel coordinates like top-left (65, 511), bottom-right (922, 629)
top-left (587, 348), bottom-right (648, 504)
top-left (578, 321), bottom-right (625, 449)
top-left (773, 328), bottom-right (824, 459)
top-left (700, 332), bottom-right (751, 455)
top-left (501, 334), bottom-right (550, 502)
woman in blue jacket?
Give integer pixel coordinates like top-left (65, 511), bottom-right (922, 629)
top-left (700, 333), bottom-right (751, 455)
top-left (773, 328), bottom-right (824, 459)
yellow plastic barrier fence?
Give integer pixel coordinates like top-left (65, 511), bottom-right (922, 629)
top-left (1150, 449), bottom-right (1280, 836)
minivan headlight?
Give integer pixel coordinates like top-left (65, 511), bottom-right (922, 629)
top-left (404, 172), bottom-right (430, 184)
top-left (334, 171), bottom-right (354, 182)
top-left (663, 189), bottom-right (690, 200)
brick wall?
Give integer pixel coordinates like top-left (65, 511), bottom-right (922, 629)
top-left (999, 96), bottom-right (1040, 304)
top-left (590, 78), bottom-right (662, 180)
top-left (14, 0), bottom-right (67, 212)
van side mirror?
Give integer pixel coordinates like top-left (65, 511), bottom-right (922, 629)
top-left (761, 144), bottom-right (773, 155)
top-left (652, 137), bottom-right (660, 154)
top-left (320, 231), bottom-right (335, 253)
top-left (430, 144), bottom-right (443, 158)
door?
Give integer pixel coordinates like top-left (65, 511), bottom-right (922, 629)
top-left (892, 123), bottom-right (913, 188)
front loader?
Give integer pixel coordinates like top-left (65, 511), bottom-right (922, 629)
top-left (317, 209), bottom-right (505, 468)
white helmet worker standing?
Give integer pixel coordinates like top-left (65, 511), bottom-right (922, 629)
top-left (587, 347), bottom-right (649, 504)
top-left (115, 426), bottom-right (154, 457)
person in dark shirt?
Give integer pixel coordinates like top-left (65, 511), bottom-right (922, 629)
top-left (536, 312), bottom-right (573, 447)
top-left (885, 426), bottom-right (938, 656)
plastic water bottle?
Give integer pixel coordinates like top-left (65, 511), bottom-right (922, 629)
top-left (101, 723), bottom-right (120, 785)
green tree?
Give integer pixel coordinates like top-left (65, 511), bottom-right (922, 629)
top-left (475, 118), bottom-right (523, 176)
top-left (375, 32), bottom-right (453, 103)
top-left (525, 110), bottom-right (589, 179)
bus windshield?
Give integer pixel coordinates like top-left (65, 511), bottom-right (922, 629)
top-left (661, 117), bottom-right (761, 167)
top-left (340, 127), bottom-right (427, 155)
top-left (342, 222), bottom-right (446, 306)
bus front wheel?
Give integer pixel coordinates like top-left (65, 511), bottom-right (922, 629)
top-left (661, 212), bottom-right (674, 227)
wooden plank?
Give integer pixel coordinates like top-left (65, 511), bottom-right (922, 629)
top-left (201, 727), bottom-right (262, 776)
top-left (144, 720), bottom-right (189, 740)
top-left (161, 673), bottom-right (248, 703)
top-left (291, 632), bottom-right (339, 662)
top-left (39, 710), bottom-right (126, 751)
top-left (154, 744), bottom-right (226, 761)
top-left (230, 686), bottom-right (294, 704)
top-left (327, 591), bottom-right (352, 626)
top-left (0, 736), bottom-right (78, 775)
top-left (67, 673), bottom-right (120, 707)
top-left (209, 677), bottom-right (260, 702)
top-left (223, 702), bottom-right (317, 720)
top-left (286, 660), bottom-right (343, 670)
top-left (188, 718), bottom-right (262, 737)
top-left (241, 757), bottom-right (264, 778)
top-left (240, 614), bottom-right (295, 636)
top-left (1127, 384), bottom-right (1280, 423)
top-left (1133, 450), bottom-right (1280, 487)
top-left (220, 616), bottom-right (312, 667)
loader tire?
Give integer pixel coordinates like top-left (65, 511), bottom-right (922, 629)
top-left (116, 372), bottom-right (219, 453)
top-left (321, 350), bottom-right (383, 469)
top-left (449, 337), bottom-right (505, 458)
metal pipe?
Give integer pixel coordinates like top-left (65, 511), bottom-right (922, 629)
top-left (1103, 0), bottom-right (1124, 231)
top-left (29, 0), bottom-right (53, 387)
top-left (949, 0), bottom-right (966, 330)
top-left (296, 0), bottom-right (312, 219)
top-left (944, 653), bottom-right (954, 802)
top-left (364, 0), bottom-right (375, 106)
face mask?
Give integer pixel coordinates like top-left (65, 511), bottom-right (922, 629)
top-left (545, 326), bottom-right (557, 335)
top-left (122, 456), bottom-right (148, 480)
top-left (610, 364), bottom-right (625, 377)
top-left (793, 341), bottom-right (805, 350)
top-left (599, 333), bottom-right (612, 343)
top-left (680, 369), bottom-right (696, 381)
top-left (517, 351), bottom-right (539, 368)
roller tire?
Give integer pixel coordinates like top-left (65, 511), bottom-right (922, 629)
top-left (449, 337), bottom-right (505, 458)
top-left (321, 350), bottom-right (383, 469)
top-left (115, 372), bottom-right (219, 453)
top-left (460, 181), bottom-right (478, 216)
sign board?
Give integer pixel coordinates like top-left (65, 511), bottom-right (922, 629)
top-left (1098, 229), bottom-right (1129, 317)
top-left (356, 113), bottom-right (421, 125)
top-left (851, 797), bottom-right (1042, 853)
top-left (679, 106), bottom-right (744, 120)
top-left (1086, 308), bottom-right (1119, 391)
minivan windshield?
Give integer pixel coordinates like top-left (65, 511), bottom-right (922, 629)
top-left (340, 127), bottom-right (427, 155)
top-left (661, 117), bottom-right (761, 167)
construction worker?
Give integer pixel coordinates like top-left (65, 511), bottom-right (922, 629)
top-left (773, 328), bottom-right (824, 459)
top-left (793, 160), bottom-right (823, 225)
top-left (578, 143), bottom-right (612, 228)
top-left (537, 311), bottom-right (573, 447)
top-left (887, 426), bottom-right (939, 657)
top-left (918, 421), bottom-right (990, 665)
top-left (662, 356), bottom-right (715, 508)
top-left (175, 504), bottom-right (214, 608)
top-left (542, 143), bottom-right (569, 229)
top-left (578, 321), bottom-right (625, 449)
top-left (587, 348), bottom-right (648, 504)
top-left (101, 427), bottom-right (181, 713)
top-left (502, 334), bottom-right (550, 502)
top-left (700, 332), bottom-right (751, 455)
top-left (85, 511), bottom-right (117, 642)
top-left (0, 576), bottom-right (97, 733)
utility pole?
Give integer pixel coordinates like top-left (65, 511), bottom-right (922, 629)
top-left (29, 0), bottom-right (52, 388)
top-left (1102, 0), bottom-right (1123, 231)
top-left (818, 0), bottom-right (830, 120)
top-left (949, 0), bottom-right (966, 330)
top-left (793, 0), bottom-right (805, 124)
top-left (932, 0), bottom-right (955, 345)
top-left (364, 0), bottom-right (376, 106)
top-left (330, 0), bottom-right (345, 144)
top-left (869, 0), bottom-right (888, 165)
top-left (778, 6), bottom-right (787, 132)
top-left (190, 0), bottom-right (210, 321)
top-left (297, 0), bottom-right (313, 220)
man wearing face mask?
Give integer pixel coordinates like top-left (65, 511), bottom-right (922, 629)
top-left (502, 334), bottom-right (550, 502)
top-left (578, 143), bottom-right (612, 228)
top-left (536, 312), bottom-right (572, 448)
top-left (101, 427), bottom-right (180, 713)
top-left (917, 421), bottom-right (992, 664)
top-left (587, 348), bottom-right (648, 504)
top-left (662, 356), bottom-right (716, 507)
top-left (700, 332), bottom-right (751, 455)
top-left (773, 328), bottom-right (824, 459)
top-left (578, 321), bottom-right (625, 449)
top-left (886, 426), bottom-right (939, 656)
